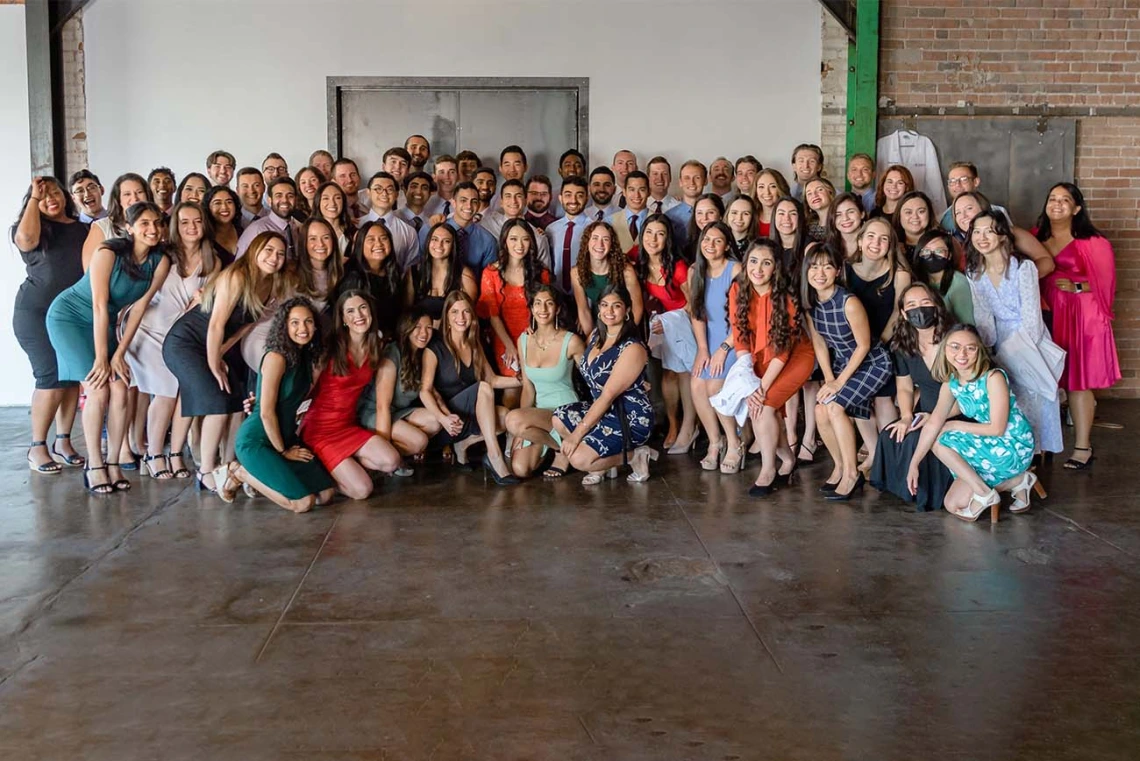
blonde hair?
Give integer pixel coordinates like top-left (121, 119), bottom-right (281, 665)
top-left (201, 231), bottom-right (292, 319)
top-left (931, 324), bottom-right (994, 383)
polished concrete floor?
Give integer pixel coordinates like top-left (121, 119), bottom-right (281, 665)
top-left (1, 403), bottom-right (1138, 760)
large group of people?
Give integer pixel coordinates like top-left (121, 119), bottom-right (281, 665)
top-left (11, 135), bottom-right (1121, 522)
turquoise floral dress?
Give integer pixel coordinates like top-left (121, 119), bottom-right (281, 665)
top-left (939, 369), bottom-right (1035, 487)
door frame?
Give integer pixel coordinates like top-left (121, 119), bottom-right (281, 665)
top-left (326, 76), bottom-right (590, 161)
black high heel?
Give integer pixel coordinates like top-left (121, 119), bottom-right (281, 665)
top-left (83, 465), bottom-right (115, 495)
top-left (482, 454), bottom-right (520, 486)
top-left (826, 473), bottom-right (865, 502)
top-left (50, 433), bottom-right (85, 467)
top-left (105, 463), bottom-right (131, 491)
top-left (818, 479), bottom-right (840, 494)
top-left (1063, 446), bottom-right (1095, 471)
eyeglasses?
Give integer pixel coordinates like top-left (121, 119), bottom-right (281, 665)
top-left (946, 343), bottom-right (979, 355)
top-left (918, 247), bottom-right (948, 257)
top-left (947, 177), bottom-right (974, 187)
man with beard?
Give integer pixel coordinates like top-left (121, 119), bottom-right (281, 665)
top-left (331, 158), bottom-right (367, 219)
top-left (148, 167), bottom-right (176, 217)
top-left (524, 175), bottom-right (556, 230)
top-left (666, 159), bottom-right (707, 247)
top-left (308, 149), bottom-right (334, 180)
top-left (707, 157), bottom-right (734, 201)
top-left (544, 175), bottom-right (590, 292)
top-left (69, 170), bottom-right (106, 223)
top-left (611, 149), bottom-right (638, 209)
top-left (423, 154), bottom-right (459, 218)
top-left (607, 171), bottom-right (650, 255)
top-left (405, 134), bottom-right (430, 171)
top-left (584, 166), bottom-right (619, 222)
top-left (398, 171), bottom-right (435, 233)
top-left (236, 177), bottom-right (301, 259)
top-left (206, 149), bottom-right (235, 187)
top-left (418, 181), bottom-right (497, 278)
top-left (846, 153), bottom-right (876, 213)
top-left (472, 167), bottom-right (497, 218)
top-left (361, 171), bottom-right (420, 273)
top-left (236, 167), bottom-right (268, 226)
top-left (481, 179), bottom-right (551, 269)
top-left (262, 153), bottom-right (289, 182)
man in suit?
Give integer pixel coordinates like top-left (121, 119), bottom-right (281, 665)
top-left (607, 171), bottom-right (650, 254)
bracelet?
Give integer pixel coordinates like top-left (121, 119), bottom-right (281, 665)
top-left (30, 196), bottom-right (43, 201)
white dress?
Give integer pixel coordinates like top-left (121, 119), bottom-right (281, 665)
top-left (127, 261), bottom-right (206, 397)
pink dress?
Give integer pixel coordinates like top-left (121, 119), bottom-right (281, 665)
top-left (1043, 237), bottom-right (1120, 391)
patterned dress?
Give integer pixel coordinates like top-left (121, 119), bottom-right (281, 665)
top-left (553, 332), bottom-right (654, 458)
top-left (939, 369), bottom-right (1035, 487)
top-left (809, 286), bottom-right (892, 419)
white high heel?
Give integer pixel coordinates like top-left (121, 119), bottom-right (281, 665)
top-left (700, 439), bottom-right (726, 471)
top-left (952, 488), bottom-right (1001, 523)
top-left (1009, 471), bottom-right (1038, 514)
top-left (627, 446), bottom-right (660, 483)
top-left (582, 467), bottom-right (619, 485)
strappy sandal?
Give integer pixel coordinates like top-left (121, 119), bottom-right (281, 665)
top-left (216, 462), bottom-right (242, 504)
top-left (951, 488), bottom-right (1000, 523)
top-left (1063, 446), bottom-right (1095, 471)
top-left (797, 441), bottom-right (818, 465)
top-left (106, 463), bottom-right (131, 491)
top-left (28, 441), bottom-right (63, 475)
top-left (168, 453), bottom-right (191, 479)
top-left (700, 439), bottom-right (725, 471)
top-left (50, 433), bottom-right (85, 467)
top-left (719, 444), bottom-right (745, 475)
top-left (581, 467), bottom-right (618, 485)
top-left (83, 464), bottom-right (115, 495)
top-left (142, 454), bottom-right (173, 480)
top-left (1009, 471), bottom-right (1038, 514)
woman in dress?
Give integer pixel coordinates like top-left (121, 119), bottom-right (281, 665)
top-left (553, 285), bottom-right (657, 484)
top-left (126, 202), bottom-right (221, 479)
top-left (637, 214), bottom-right (695, 452)
top-left (300, 290), bottom-right (405, 498)
top-left (869, 283), bottom-right (955, 511)
top-left (174, 172), bottom-right (210, 207)
top-left (1036, 182), bottom-right (1120, 469)
top-left (803, 177), bottom-right (836, 242)
top-left (312, 181), bottom-right (355, 255)
top-left (826, 191), bottom-right (865, 261)
top-left (220, 297), bottom-right (335, 512)
top-left (572, 221), bottom-right (643, 336)
top-left (203, 184), bottom-right (242, 263)
top-left (12, 176), bottom-right (88, 473)
top-left (725, 195), bottom-right (757, 253)
top-left (950, 192), bottom-right (1054, 278)
top-left (683, 193), bottom-right (725, 261)
top-left (294, 217), bottom-right (344, 317)
top-left (81, 173), bottom-right (153, 268)
top-left (47, 202), bottom-right (170, 494)
top-left (753, 169), bottom-right (791, 238)
top-left (802, 242), bottom-right (892, 501)
top-left (164, 231), bottom-right (291, 492)
top-left (419, 291), bottom-right (522, 485)
top-left (892, 191), bottom-right (938, 263)
top-left (477, 218), bottom-right (551, 408)
top-left (965, 212), bottom-right (1063, 456)
top-left (404, 222), bottom-right (477, 326)
top-left (689, 221), bottom-right (744, 474)
top-left (340, 219), bottom-right (404, 339)
top-left (906, 324), bottom-right (1037, 523)
top-left (871, 164), bottom-right (914, 221)
top-left (293, 166), bottom-right (325, 221)
top-left (729, 239), bottom-right (815, 496)
top-left (911, 229), bottom-right (974, 325)
top-left (846, 217), bottom-right (912, 472)
top-left (357, 308), bottom-right (441, 460)
top-left (505, 285), bottom-right (585, 479)
top-left (771, 196), bottom-right (808, 279)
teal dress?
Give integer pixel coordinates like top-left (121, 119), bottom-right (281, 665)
top-left (235, 356), bottom-right (334, 500)
top-left (938, 369), bottom-right (1035, 487)
top-left (520, 331), bottom-right (579, 451)
top-left (46, 249), bottom-right (165, 382)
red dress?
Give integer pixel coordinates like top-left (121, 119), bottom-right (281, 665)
top-left (641, 259), bottom-right (690, 314)
top-left (1042, 236), bottom-right (1121, 391)
top-left (757, 219), bottom-right (771, 238)
top-left (477, 266), bottom-right (550, 376)
top-left (302, 354), bottom-right (376, 471)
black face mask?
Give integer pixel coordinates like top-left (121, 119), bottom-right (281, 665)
top-left (919, 254), bottom-right (949, 274)
top-left (906, 305), bottom-right (940, 330)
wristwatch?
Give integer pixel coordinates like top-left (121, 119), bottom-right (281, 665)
top-left (719, 341), bottom-right (732, 353)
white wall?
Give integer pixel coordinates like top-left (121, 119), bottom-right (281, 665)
top-left (0, 5), bottom-right (33, 406)
top-left (85, 0), bottom-right (820, 185)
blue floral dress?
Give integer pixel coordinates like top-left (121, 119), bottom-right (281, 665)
top-left (938, 369), bottom-right (1035, 487)
top-left (553, 332), bottom-right (654, 458)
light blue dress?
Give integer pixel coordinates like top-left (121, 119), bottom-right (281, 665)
top-left (939, 369), bottom-right (1035, 487)
top-left (698, 263), bottom-right (738, 380)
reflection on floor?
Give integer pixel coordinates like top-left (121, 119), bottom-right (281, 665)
top-left (0, 402), bottom-right (1138, 760)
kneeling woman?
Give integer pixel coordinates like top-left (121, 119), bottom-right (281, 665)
top-left (729, 239), bottom-right (815, 496)
top-left (505, 285), bottom-right (585, 479)
top-left (301, 290), bottom-right (404, 499)
top-left (222, 297), bottom-right (335, 512)
top-left (906, 325), bottom-right (1037, 523)
top-left (553, 285), bottom-right (657, 484)
top-left (420, 291), bottom-right (522, 485)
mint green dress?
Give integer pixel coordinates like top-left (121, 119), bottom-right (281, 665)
top-left (520, 331), bottom-right (579, 451)
top-left (938, 369), bottom-right (1035, 487)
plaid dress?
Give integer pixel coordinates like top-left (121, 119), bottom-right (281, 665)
top-left (810, 286), bottom-right (892, 419)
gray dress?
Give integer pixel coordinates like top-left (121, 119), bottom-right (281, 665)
top-left (357, 343), bottom-right (422, 429)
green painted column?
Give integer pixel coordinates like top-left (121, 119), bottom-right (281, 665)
top-left (845, 0), bottom-right (880, 185)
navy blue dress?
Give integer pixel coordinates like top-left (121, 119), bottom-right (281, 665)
top-left (809, 286), bottom-right (891, 420)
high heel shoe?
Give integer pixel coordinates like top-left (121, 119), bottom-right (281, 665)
top-left (700, 439), bottom-right (726, 471)
top-left (50, 433), bottom-right (85, 467)
top-left (666, 430), bottom-right (698, 455)
top-left (195, 469), bottom-right (218, 493)
top-left (826, 473), bottom-right (865, 501)
top-left (582, 467), bottom-right (618, 485)
top-left (142, 454), bottom-right (173, 479)
top-left (83, 465), bottom-right (115, 495)
top-left (952, 487), bottom-right (1001, 523)
top-left (1063, 446), bottom-right (1095, 471)
top-left (28, 441), bottom-right (63, 475)
top-left (627, 446), bottom-right (660, 483)
top-left (105, 463), bottom-right (131, 492)
top-left (482, 453), bottom-right (519, 486)
top-left (818, 478), bottom-right (840, 494)
top-left (797, 441), bottom-right (818, 466)
top-left (774, 459), bottom-right (798, 488)
top-left (720, 444), bottom-right (745, 475)
top-left (216, 463), bottom-right (242, 504)
top-left (1009, 471), bottom-right (1038, 514)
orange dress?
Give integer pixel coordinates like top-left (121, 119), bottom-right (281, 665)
top-left (728, 282), bottom-right (814, 408)
top-left (476, 265), bottom-right (550, 376)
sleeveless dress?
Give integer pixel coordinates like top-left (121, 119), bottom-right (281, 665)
top-left (235, 356), bottom-right (334, 500)
top-left (13, 218), bottom-right (87, 389)
top-left (477, 266), bottom-right (550, 376)
top-left (127, 260), bottom-right (207, 397)
top-left (846, 264), bottom-right (898, 397)
top-left (163, 301), bottom-right (253, 417)
top-left (641, 260), bottom-right (689, 314)
top-left (939, 369), bottom-right (1035, 487)
top-left (301, 354), bottom-right (377, 471)
top-left (583, 271), bottom-right (611, 310)
top-left (357, 343), bottom-right (423, 429)
top-left (727, 284), bottom-right (814, 408)
top-left (809, 286), bottom-right (891, 419)
top-left (518, 331), bottom-right (579, 453)
top-left (425, 335), bottom-right (480, 443)
top-left (697, 262), bottom-right (738, 380)
top-left (553, 332), bottom-right (654, 458)
top-left (46, 249), bottom-right (165, 382)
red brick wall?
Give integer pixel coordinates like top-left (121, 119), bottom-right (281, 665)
top-left (880, 0), bottom-right (1140, 397)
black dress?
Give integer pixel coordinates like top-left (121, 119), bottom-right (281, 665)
top-left (162, 303), bottom-right (252, 416)
top-left (425, 335), bottom-right (479, 443)
top-left (13, 219), bottom-right (88, 389)
top-left (869, 351), bottom-right (954, 512)
top-left (336, 262), bottom-right (402, 340)
top-left (846, 264), bottom-right (897, 398)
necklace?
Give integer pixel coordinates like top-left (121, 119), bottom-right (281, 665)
top-left (533, 329), bottom-right (556, 351)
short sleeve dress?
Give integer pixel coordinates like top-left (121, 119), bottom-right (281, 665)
top-left (938, 369), bottom-right (1035, 487)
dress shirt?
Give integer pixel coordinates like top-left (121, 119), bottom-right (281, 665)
top-left (423, 195), bottom-right (453, 219)
top-left (480, 211), bottom-right (552, 270)
top-left (545, 212), bottom-right (590, 292)
top-left (584, 201), bottom-right (620, 222)
top-left (241, 206), bottom-right (268, 227)
top-left (607, 208), bottom-right (649, 254)
top-left (859, 188), bottom-right (877, 214)
top-left (417, 216), bottom-right (498, 277)
top-left (78, 209), bottom-right (108, 224)
top-left (359, 208), bottom-right (421, 274)
top-left (647, 195), bottom-right (680, 215)
top-left (236, 212), bottom-right (302, 260)
top-left (396, 206), bottom-right (432, 234)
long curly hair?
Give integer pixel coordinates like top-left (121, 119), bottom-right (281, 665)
top-left (732, 238), bottom-right (803, 356)
top-left (635, 213), bottom-right (684, 307)
top-left (396, 307), bottom-right (433, 391)
top-left (440, 290), bottom-right (486, 378)
top-left (493, 217), bottom-right (543, 296)
top-left (295, 217), bottom-right (344, 300)
top-left (329, 289), bottom-right (384, 376)
top-left (689, 221), bottom-right (740, 322)
top-left (890, 282), bottom-right (951, 358)
top-left (264, 296), bottom-right (325, 369)
top-left (575, 220), bottom-right (627, 291)
top-left (412, 222), bottom-right (463, 301)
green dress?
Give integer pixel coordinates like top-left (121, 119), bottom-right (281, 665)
top-left (938, 369), bottom-right (1035, 487)
top-left (583, 271), bottom-right (612, 310)
top-left (235, 356), bottom-right (334, 500)
top-left (45, 249), bottom-right (164, 382)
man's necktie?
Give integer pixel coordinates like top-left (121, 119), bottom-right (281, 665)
top-left (283, 223), bottom-right (295, 259)
top-left (411, 217), bottom-right (423, 232)
top-left (654, 201), bottom-right (663, 215)
top-left (561, 221), bottom-right (575, 292)
top-left (443, 200), bottom-right (451, 217)
top-left (595, 210), bottom-right (604, 221)
top-left (628, 214), bottom-right (638, 243)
